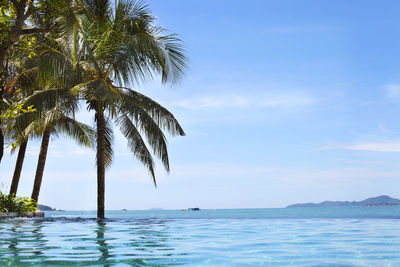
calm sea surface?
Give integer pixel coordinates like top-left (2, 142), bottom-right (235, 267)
top-left (0, 207), bottom-right (400, 266)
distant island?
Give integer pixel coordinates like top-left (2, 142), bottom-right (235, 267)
top-left (37, 204), bottom-right (65, 211)
top-left (287, 195), bottom-right (400, 208)
top-left (37, 204), bottom-right (55, 211)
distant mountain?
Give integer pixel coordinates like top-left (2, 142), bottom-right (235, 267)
top-left (287, 195), bottom-right (400, 208)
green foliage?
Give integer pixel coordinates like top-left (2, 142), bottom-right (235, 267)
top-left (0, 3), bottom-right (15, 37)
top-left (1, 103), bottom-right (36, 148)
top-left (0, 104), bottom-right (36, 120)
top-left (38, 0), bottom-right (188, 186)
top-left (9, 36), bottom-right (38, 61)
top-left (0, 192), bottom-right (38, 215)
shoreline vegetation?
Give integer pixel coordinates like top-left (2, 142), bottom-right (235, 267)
top-left (0, 192), bottom-right (38, 216)
top-left (0, 0), bottom-right (187, 218)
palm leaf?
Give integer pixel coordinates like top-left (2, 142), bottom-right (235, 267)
top-left (54, 117), bottom-right (95, 148)
top-left (117, 100), bottom-right (169, 171)
top-left (37, 49), bottom-right (75, 85)
top-left (115, 112), bottom-right (156, 185)
top-left (119, 87), bottom-right (185, 136)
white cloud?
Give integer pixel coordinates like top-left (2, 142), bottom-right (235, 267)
top-left (385, 84), bottom-right (400, 99)
top-left (3, 163), bottom-right (386, 187)
top-left (173, 93), bottom-right (316, 110)
top-left (323, 141), bottom-right (400, 152)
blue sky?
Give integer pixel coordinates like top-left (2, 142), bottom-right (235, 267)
top-left (3, 0), bottom-right (400, 210)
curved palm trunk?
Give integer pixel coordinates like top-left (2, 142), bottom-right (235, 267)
top-left (31, 129), bottom-right (51, 202)
top-left (9, 139), bottom-right (28, 196)
top-left (96, 109), bottom-right (106, 219)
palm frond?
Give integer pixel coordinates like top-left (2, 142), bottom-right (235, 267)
top-left (156, 33), bottom-right (188, 84)
top-left (5, 68), bottom-right (38, 94)
top-left (54, 117), bottom-right (95, 148)
top-left (22, 101), bottom-right (78, 138)
top-left (120, 88), bottom-right (185, 136)
top-left (83, 0), bottom-right (112, 30)
top-left (72, 79), bottom-right (119, 104)
top-left (115, 112), bottom-right (156, 185)
top-left (117, 98), bottom-right (170, 172)
top-left (53, 0), bottom-right (86, 65)
top-left (23, 87), bottom-right (77, 116)
top-left (37, 49), bottom-right (75, 86)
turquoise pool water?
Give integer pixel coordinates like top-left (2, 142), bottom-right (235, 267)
top-left (1, 207), bottom-right (400, 266)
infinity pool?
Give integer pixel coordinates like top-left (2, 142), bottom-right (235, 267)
top-left (0, 208), bottom-right (399, 266)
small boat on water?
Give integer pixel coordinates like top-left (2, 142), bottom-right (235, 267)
top-left (182, 207), bottom-right (200, 211)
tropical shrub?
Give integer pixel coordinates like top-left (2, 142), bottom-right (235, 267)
top-left (0, 192), bottom-right (37, 215)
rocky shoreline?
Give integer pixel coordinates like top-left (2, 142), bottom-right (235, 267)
top-left (0, 211), bottom-right (45, 218)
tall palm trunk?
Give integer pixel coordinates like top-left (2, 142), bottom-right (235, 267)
top-left (9, 139), bottom-right (28, 196)
top-left (96, 109), bottom-right (105, 219)
top-left (31, 129), bottom-right (51, 202)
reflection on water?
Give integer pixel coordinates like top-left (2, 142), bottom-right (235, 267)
top-left (0, 215), bottom-right (400, 266)
top-left (96, 221), bottom-right (110, 267)
top-left (1, 220), bottom-right (48, 265)
top-left (0, 218), bottom-right (182, 266)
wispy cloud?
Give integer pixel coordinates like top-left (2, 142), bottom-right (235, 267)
top-left (89, 163), bottom-right (400, 191)
top-left (323, 141), bottom-right (400, 152)
top-left (173, 93), bottom-right (317, 110)
top-left (385, 84), bottom-right (400, 100)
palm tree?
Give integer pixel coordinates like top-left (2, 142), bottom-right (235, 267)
top-left (3, 69), bottom-right (37, 197)
top-left (39, 0), bottom-right (187, 218)
top-left (4, 66), bottom-right (95, 200)
top-left (1, 100), bottom-right (29, 196)
top-left (24, 90), bottom-right (95, 202)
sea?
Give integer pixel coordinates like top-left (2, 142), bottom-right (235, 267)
top-left (0, 207), bottom-right (400, 266)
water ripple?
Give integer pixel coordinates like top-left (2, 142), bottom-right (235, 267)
top-left (0, 210), bottom-right (399, 266)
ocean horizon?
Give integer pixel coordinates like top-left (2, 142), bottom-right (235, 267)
top-left (43, 206), bottom-right (400, 219)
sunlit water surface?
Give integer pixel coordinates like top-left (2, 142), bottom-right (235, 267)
top-left (0, 207), bottom-right (400, 266)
